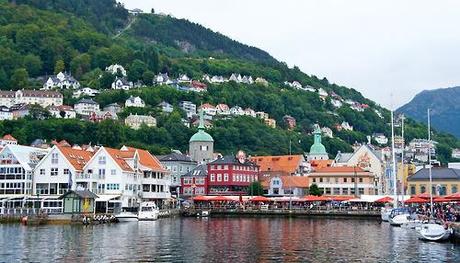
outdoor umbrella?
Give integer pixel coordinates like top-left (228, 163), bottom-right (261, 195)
top-left (192, 195), bottom-right (209, 201)
top-left (211, 196), bottom-right (234, 202)
top-left (374, 196), bottom-right (394, 203)
top-left (250, 196), bottom-right (271, 202)
top-left (302, 195), bottom-right (330, 202)
top-left (404, 197), bottom-right (427, 204)
top-left (445, 192), bottom-right (460, 201)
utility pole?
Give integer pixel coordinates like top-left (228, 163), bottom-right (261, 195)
top-left (401, 114), bottom-right (405, 205)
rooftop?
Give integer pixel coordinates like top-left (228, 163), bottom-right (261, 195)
top-left (408, 168), bottom-right (460, 181)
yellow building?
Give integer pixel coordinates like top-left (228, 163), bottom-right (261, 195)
top-left (407, 167), bottom-right (460, 196)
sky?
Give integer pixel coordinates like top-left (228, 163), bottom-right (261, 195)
top-left (120, 0), bottom-right (460, 109)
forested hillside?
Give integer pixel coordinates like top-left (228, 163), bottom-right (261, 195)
top-left (1, 0), bottom-right (460, 163)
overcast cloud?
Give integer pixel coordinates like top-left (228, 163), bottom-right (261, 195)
top-left (120, 0), bottom-right (460, 109)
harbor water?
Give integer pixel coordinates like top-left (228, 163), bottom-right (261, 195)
top-left (1, 218), bottom-right (459, 262)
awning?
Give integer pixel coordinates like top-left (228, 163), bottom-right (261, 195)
top-left (96, 195), bottom-right (121, 202)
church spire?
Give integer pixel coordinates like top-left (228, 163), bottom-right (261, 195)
top-left (198, 109), bottom-right (205, 130)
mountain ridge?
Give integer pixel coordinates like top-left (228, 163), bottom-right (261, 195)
top-left (397, 86), bottom-right (460, 138)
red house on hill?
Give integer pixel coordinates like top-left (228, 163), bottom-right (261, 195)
top-left (207, 151), bottom-right (259, 196)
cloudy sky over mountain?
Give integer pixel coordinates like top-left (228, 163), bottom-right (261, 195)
top-left (121, 0), bottom-right (460, 108)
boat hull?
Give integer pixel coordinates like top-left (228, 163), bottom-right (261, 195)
top-left (418, 224), bottom-right (452, 242)
top-left (389, 214), bottom-right (411, 226)
top-left (116, 216), bottom-right (138, 222)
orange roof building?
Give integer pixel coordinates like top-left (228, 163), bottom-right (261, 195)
top-left (0, 134), bottom-right (18, 146)
top-left (261, 175), bottom-right (310, 196)
top-left (251, 155), bottom-right (308, 177)
top-left (309, 166), bottom-right (376, 196)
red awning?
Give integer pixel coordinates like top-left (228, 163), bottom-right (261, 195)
top-left (405, 197), bottom-right (427, 204)
top-left (445, 192), bottom-right (460, 201)
top-left (302, 195), bottom-right (330, 202)
top-left (330, 196), bottom-right (353, 201)
top-left (374, 196), bottom-right (394, 203)
top-left (433, 197), bottom-right (450, 203)
top-left (411, 193), bottom-right (432, 199)
top-left (210, 196), bottom-right (234, 202)
top-left (250, 196), bottom-right (271, 202)
top-left (192, 195), bottom-right (209, 201)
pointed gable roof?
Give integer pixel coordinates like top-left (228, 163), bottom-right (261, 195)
top-left (56, 145), bottom-right (94, 171)
top-left (104, 147), bottom-right (134, 172)
top-left (2, 134), bottom-right (17, 141)
top-left (120, 146), bottom-right (166, 172)
top-left (251, 155), bottom-right (304, 174)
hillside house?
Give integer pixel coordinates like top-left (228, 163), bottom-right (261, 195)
top-left (74, 98), bottom-right (100, 116)
top-left (125, 114), bottom-right (157, 129)
top-left (105, 64), bottom-right (127, 76)
top-left (179, 101), bottom-right (196, 118)
top-left (159, 101), bottom-right (174, 113)
top-left (283, 115), bottom-right (296, 130)
top-left (111, 77), bottom-right (133, 90)
top-left (125, 96), bottom-right (145, 108)
top-left (42, 72), bottom-right (80, 90)
top-left (216, 104), bottom-right (230, 115)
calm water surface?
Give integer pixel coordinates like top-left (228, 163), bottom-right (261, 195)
top-left (1, 218), bottom-right (459, 262)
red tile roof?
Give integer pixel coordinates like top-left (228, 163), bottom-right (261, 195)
top-left (105, 147), bottom-right (134, 172)
top-left (261, 176), bottom-right (309, 188)
top-left (2, 134), bottom-right (17, 141)
top-left (314, 166), bottom-right (365, 173)
top-left (57, 145), bottom-right (94, 171)
top-left (251, 155), bottom-right (303, 174)
top-left (120, 147), bottom-right (166, 172)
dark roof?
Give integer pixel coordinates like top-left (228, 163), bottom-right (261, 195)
top-left (59, 190), bottom-right (99, 199)
top-left (77, 98), bottom-right (98, 105)
top-left (158, 152), bottom-right (195, 163)
top-left (209, 155), bottom-right (258, 167)
top-left (408, 168), bottom-right (460, 181)
top-left (182, 164), bottom-right (207, 177)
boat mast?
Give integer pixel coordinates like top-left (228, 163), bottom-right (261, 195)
top-left (427, 108), bottom-right (434, 216)
top-left (391, 110), bottom-right (398, 207)
top-left (401, 114), bottom-right (405, 206)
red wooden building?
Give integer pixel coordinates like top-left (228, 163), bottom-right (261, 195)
top-left (207, 151), bottom-right (259, 196)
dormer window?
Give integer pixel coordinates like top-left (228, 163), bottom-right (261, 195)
top-left (99, 156), bottom-right (106, 165)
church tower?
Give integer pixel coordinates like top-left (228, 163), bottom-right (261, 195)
top-left (189, 110), bottom-right (214, 163)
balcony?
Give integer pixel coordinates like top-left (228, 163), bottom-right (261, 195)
top-left (75, 173), bottom-right (98, 181)
top-left (141, 192), bottom-right (171, 199)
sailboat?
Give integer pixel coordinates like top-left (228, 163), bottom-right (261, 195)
top-left (387, 110), bottom-right (411, 226)
top-left (417, 109), bottom-right (452, 241)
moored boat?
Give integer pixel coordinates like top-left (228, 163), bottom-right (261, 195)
top-left (115, 211), bottom-right (138, 222)
top-left (418, 223), bottom-right (453, 241)
top-left (388, 208), bottom-right (411, 226)
top-left (138, 202), bottom-right (159, 221)
top-left (381, 207), bottom-right (392, 222)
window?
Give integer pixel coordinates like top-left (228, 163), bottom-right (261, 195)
top-left (210, 174), bottom-right (215, 182)
top-left (50, 168), bottom-right (58, 176)
top-left (184, 178), bottom-right (192, 185)
top-left (319, 178), bottom-right (323, 183)
top-left (217, 174), bottom-right (222, 181)
top-left (40, 169), bottom-right (45, 175)
top-left (420, 185), bottom-right (426, 193)
top-left (98, 156), bottom-right (106, 165)
top-left (196, 178), bottom-right (205, 185)
top-left (452, 185), bottom-right (458, 194)
top-left (98, 169), bottom-right (105, 179)
top-left (111, 169), bottom-right (116, 176)
top-left (51, 153), bottom-right (58, 164)
top-left (325, 188), bottom-right (331, 194)
top-left (63, 169), bottom-right (70, 175)
top-left (342, 188), bottom-right (349, 195)
top-left (343, 178), bottom-right (347, 183)
top-left (359, 178), bottom-right (363, 183)
top-left (334, 178), bottom-right (339, 183)
top-left (410, 185), bottom-right (416, 195)
top-left (351, 178), bottom-right (355, 183)
top-left (358, 188), bottom-right (364, 195)
top-left (142, 184), bottom-right (150, 192)
top-left (224, 174), bottom-right (228, 181)
top-left (333, 188), bottom-right (340, 195)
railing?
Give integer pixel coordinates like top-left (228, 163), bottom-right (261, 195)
top-left (0, 207), bottom-right (63, 216)
top-left (75, 173), bottom-right (97, 180)
top-left (190, 204), bottom-right (383, 213)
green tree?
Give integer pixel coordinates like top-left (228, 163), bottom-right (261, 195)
top-left (96, 119), bottom-right (125, 147)
top-left (54, 60), bottom-right (65, 74)
top-left (70, 53), bottom-right (92, 79)
top-left (248, 181), bottom-right (264, 196)
top-left (10, 68), bottom-right (29, 90)
top-left (128, 59), bottom-right (147, 81)
top-left (27, 105), bottom-right (51, 120)
top-left (22, 54), bottom-right (43, 77)
top-left (309, 184), bottom-right (322, 196)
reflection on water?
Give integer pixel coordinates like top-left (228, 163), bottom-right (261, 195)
top-left (0, 218), bottom-right (459, 262)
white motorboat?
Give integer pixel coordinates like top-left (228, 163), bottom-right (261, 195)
top-left (418, 223), bottom-right (453, 241)
top-left (115, 211), bottom-right (138, 222)
top-left (388, 208), bottom-right (411, 226)
top-left (401, 219), bottom-right (423, 229)
top-left (138, 202), bottom-right (159, 221)
top-left (381, 207), bottom-right (392, 222)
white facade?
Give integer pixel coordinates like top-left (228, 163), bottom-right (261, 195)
top-left (244, 108), bottom-right (256, 118)
top-left (125, 96), bottom-right (145, 108)
top-left (198, 104), bottom-right (216, 116)
top-left (230, 106), bottom-right (245, 116)
top-left (49, 106), bottom-right (76, 119)
top-left (42, 72), bottom-right (80, 90)
top-left (125, 114), bottom-right (157, 129)
top-left (112, 77), bottom-right (133, 90)
top-left (0, 106), bottom-right (13, 120)
top-left (74, 99), bottom-right (100, 116)
top-left (0, 90), bottom-right (63, 108)
top-left (179, 101), bottom-right (196, 118)
top-left (72, 87), bottom-right (100, 98)
top-left (159, 102), bottom-right (174, 113)
top-left (0, 145), bottom-right (49, 196)
top-left (106, 64), bottom-right (127, 76)
top-left (331, 99), bottom-right (343, 108)
top-left (216, 104), bottom-right (230, 115)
